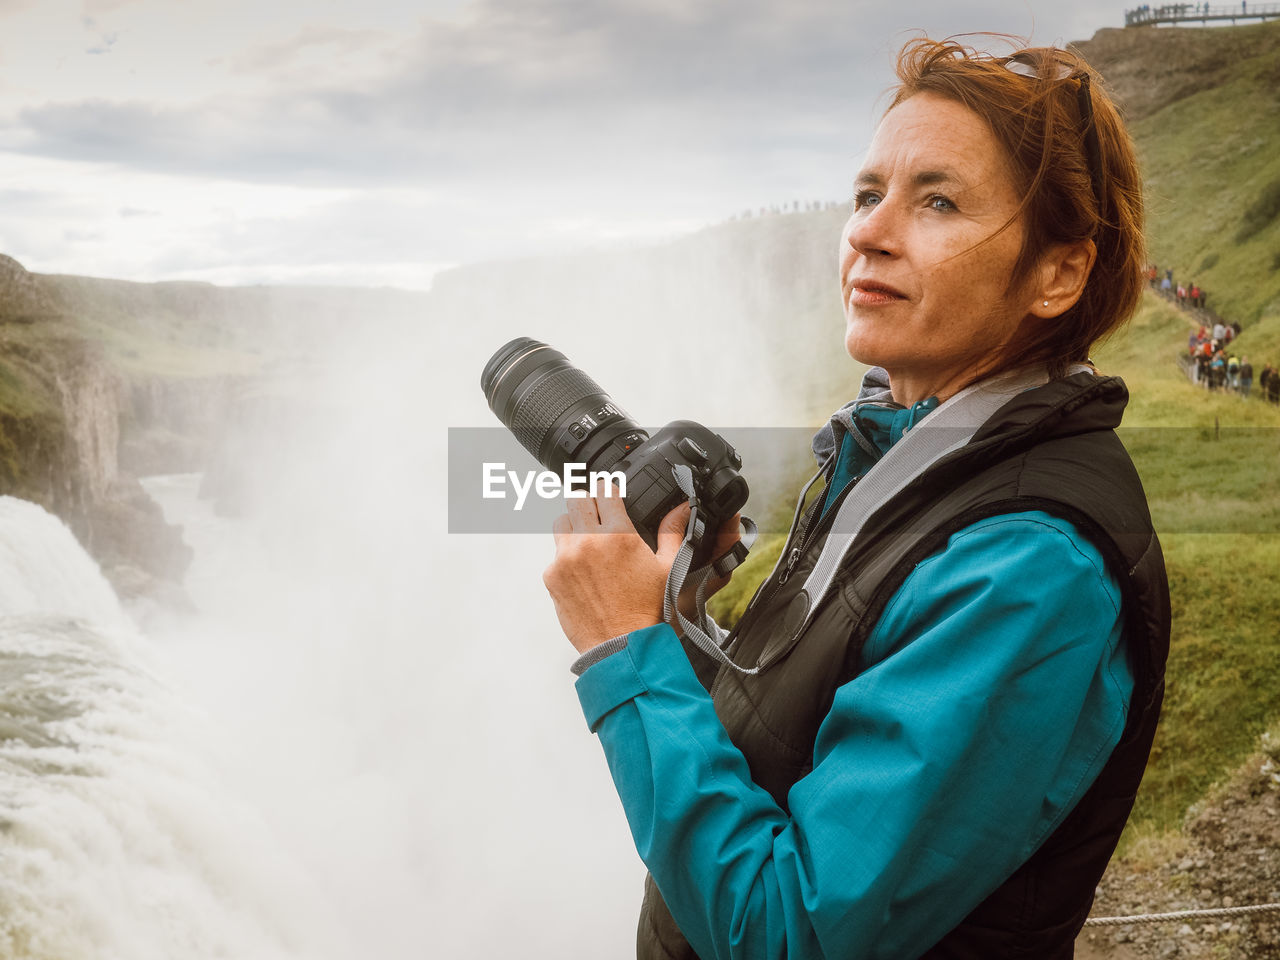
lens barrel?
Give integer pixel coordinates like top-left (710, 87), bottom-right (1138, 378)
top-left (481, 338), bottom-right (648, 474)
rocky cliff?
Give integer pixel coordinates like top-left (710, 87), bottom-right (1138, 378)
top-left (0, 255), bottom-right (212, 605)
top-left (0, 253), bottom-right (434, 607)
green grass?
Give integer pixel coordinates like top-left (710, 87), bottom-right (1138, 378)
top-left (1093, 294), bottom-right (1280, 841)
top-left (1133, 534), bottom-right (1280, 832)
top-left (0, 354), bottom-right (57, 419)
top-left (1132, 23), bottom-right (1280, 342)
top-left (75, 315), bottom-right (263, 378)
top-left (708, 457), bottom-right (829, 625)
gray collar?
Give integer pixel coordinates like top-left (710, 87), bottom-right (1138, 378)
top-left (810, 366), bottom-right (894, 472)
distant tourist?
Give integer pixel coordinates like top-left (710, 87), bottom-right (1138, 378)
top-left (1227, 354), bottom-right (1240, 391)
top-left (1239, 357), bottom-right (1253, 398)
top-left (1210, 350), bottom-right (1226, 390)
top-left (1213, 320), bottom-right (1227, 342)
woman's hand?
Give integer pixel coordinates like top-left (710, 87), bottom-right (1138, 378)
top-left (543, 480), bottom-right (741, 654)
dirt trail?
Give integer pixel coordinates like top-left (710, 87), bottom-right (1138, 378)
top-left (1072, 734), bottom-right (1280, 959)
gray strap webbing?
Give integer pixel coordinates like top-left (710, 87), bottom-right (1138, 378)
top-left (658, 364), bottom-right (1083, 674)
top-left (662, 464), bottom-right (761, 674)
top-left (791, 366), bottom-right (1054, 640)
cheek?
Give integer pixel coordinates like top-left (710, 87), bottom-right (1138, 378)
top-left (925, 246), bottom-right (1015, 308)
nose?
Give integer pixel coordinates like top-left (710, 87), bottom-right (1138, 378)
top-left (843, 199), bottom-right (899, 261)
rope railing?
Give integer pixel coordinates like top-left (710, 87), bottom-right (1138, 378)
top-left (1084, 902), bottom-right (1280, 926)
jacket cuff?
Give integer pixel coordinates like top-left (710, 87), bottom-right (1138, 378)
top-left (573, 623), bottom-right (674, 732)
top-left (569, 633), bottom-right (631, 676)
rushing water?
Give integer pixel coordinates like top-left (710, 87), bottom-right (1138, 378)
top-left (0, 256), bottom-right (815, 956)
top-left (0, 497), bottom-right (336, 960)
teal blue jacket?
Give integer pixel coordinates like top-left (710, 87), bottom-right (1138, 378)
top-left (573, 400), bottom-right (1133, 960)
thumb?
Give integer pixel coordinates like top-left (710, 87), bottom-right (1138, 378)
top-left (655, 502), bottom-right (692, 567)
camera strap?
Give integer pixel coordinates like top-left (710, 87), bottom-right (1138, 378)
top-left (789, 365), bottom-right (1060, 644)
top-left (662, 464), bottom-right (763, 674)
top-left (663, 364), bottom-right (1080, 675)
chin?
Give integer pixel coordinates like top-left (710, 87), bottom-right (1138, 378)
top-left (844, 325), bottom-right (888, 368)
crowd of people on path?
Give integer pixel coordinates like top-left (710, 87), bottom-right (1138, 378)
top-left (1183, 314), bottom-right (1279, 404)
top-left (1147, 264), bottom-right (1211, 311)
top-left (1155, 261), bottom-right (1279, 404)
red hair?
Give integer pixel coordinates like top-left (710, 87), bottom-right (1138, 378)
top-left (889, 38), bottom-right (1146, 375)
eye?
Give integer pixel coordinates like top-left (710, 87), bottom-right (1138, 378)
top-left (852, 189), bottom-right (881, 211)
top-left (927, 194), bottom-right (957, 213)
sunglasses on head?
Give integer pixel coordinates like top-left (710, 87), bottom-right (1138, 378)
top-left (1002, 51), bottom-right (1106, 218)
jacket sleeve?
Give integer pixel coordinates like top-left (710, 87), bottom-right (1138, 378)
top-left (572, 511), bottom-right (1133, 960)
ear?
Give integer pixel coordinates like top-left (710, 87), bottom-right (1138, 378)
top-left (1029, 239), bottom-right (1097, 318)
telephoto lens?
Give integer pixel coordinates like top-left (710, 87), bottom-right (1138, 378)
top-left (481, 337), bottom-right (650, 478)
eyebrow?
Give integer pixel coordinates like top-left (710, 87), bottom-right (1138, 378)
top-left (854, 169), bottom-right (964, 190)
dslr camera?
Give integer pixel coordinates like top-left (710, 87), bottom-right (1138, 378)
top-left (481, 337), bottom-right (749, 567)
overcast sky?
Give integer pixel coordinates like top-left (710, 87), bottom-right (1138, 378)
top-left (0, 0), bottom-right (1128, 289)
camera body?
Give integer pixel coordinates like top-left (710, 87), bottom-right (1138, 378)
top-left (598, 419), bottom-right (745, 554)
top-left (481, 337), bottom-right (748, 562)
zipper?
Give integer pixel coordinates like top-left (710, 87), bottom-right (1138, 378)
top-left (739, 469), bottom-right (857, 631)
top-left (778, 547), bottom-right (803, 585)
top-left (779, 475), bottom-right (857, 585)
top-left (724, 468), bottom-right (824, 638)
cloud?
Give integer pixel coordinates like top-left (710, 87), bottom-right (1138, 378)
top-left (5, 0), bottom-right (1108, 192)
top-left (82, 0), bottom-right (146, 14)
top-left (0, 0), bottom-right (1127, 283)
top-left (226, 25), bottom-right (388, 75)
top-left (82, 14), bottom-right (120, 54)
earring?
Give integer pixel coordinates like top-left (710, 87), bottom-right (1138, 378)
top-left (1043, 300), bottom-right (1050, 307)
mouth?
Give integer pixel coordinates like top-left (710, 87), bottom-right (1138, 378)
top-left (846, 278), bottom-right (908, 307)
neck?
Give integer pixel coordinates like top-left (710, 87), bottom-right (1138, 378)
top-left (887, 361), bottom-right (1050, 408)
top-left (886, 369), bottom-right (978, 407)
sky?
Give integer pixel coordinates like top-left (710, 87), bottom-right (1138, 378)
top-left (0, 0), bottom-right (1132, 290)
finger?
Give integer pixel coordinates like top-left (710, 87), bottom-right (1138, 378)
top-left (552, 513), bottom-right (572, 550)
top-left (655, 502), bottom-right (692, 566)
top-left (565, 487), bottom-right (601, 532)
top-left (593, 478), bottom-right (634, 533)
top-left (713, 512), bottom-right (743, 554)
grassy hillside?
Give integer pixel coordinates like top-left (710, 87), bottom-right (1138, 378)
top-left (1085, 21), bottom-right (1280, 837)
top-left (1077, 21), bottom-right (1280, 345)
top-left (1095, 294), bottom-right (1280, 836)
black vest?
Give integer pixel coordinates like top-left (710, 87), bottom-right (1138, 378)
top-left (638, 373), bottom-right (1171, 960)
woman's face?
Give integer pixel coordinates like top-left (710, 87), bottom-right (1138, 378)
top-left (840, 93), bottom-right (1036, 404)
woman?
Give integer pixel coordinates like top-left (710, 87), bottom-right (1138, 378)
top-left (542, 38), bottom-right (1170, 960)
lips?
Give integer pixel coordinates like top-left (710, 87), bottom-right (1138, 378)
top-left (845, 277), bottom-right (908, 310)
top-left (848, 278), bottom-right (907, 299)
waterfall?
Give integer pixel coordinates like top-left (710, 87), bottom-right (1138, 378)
top-left (0, 497), bottom-right (338, 960)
